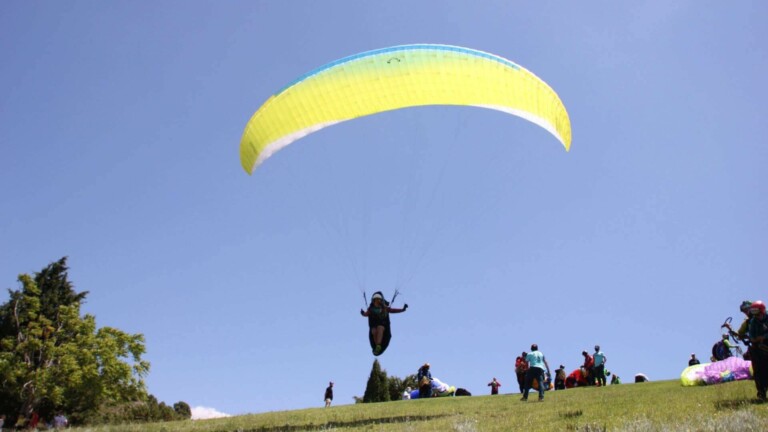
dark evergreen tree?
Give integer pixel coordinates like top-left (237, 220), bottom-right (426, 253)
top-left (34, 257), bottom-right (89, 320)
top-left (363, 359), bottom-right (390, 403)
top-left (173, 401), bottom-right (192, 419)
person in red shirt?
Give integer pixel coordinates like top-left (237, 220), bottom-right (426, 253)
top-left (582, 350), bottom-right (595, 385)
top-left (515, 352), bottom-right (529, 393)
top-left (487, 377), bottom-right (502, 395)
top-left (566, 368), bottom-right (589, 388)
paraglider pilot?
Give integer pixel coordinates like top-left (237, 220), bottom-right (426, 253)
top-left (748, 301), bottom-right (768, 401)
top-left (360, 291), bottom-right (407, 356)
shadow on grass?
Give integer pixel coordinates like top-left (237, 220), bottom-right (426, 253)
top-left (714, 398), bottom-right (767, 410)
top-left (224, 414), bottom-right (450, 432)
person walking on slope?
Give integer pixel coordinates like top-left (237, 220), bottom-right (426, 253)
top-left (593, 345), bottom-right (607, 387)
top-left (488, 377), bottom-right (502, 395)
top-left (324, 382), bottom-right (334, 407)
top-left (521, 344), bottom-right (551, 402)
top-left (515, 352), bottom-right (529, 393)
top-left (748, 301), bottom-right (768, 400)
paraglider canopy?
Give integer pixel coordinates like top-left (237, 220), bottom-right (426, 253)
top-left (239, 44), bottom-right (572, 174)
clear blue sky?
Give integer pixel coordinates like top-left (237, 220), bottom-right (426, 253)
top-left (2, 0), bottom-right (766, 417)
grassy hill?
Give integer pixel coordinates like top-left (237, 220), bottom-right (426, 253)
top-left (71, 380), bottom-right (767, 432)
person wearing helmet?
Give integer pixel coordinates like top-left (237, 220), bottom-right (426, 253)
top-left (724, 301), bottom-right (754, 350)
top-left (360, 291), bottom-right (408, 356)
top-left (712, 333), bottom-right (734, 361)
top-left (748, 300), bottom-right (768, 400)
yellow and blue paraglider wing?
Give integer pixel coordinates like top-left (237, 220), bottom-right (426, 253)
top-left (240, 44), bottom-right (571, 174)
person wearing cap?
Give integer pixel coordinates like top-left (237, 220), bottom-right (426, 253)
top-left (360, 291), bottom-right (408, 356)
top-left (747, 301), bottom-right (768, 400)
top-left (324, 381), bottom-right (334, 407)
top-left (554, 365), bottom-right (566, 390)
top-left (593, 345), bottom-right (607, 387)
top-left (417, 363), bottom-right (433, 398)
top-left (521, 344), bottom-right (551, 402)
top-left (689, 353), bottom-right (700, 366)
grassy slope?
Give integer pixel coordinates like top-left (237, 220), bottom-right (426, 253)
top-left (72, 380), bottom-right (768, 432)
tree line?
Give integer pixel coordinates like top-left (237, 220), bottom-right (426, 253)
top-left (358, 359), bottom-right (417, 403)
top-left (0, 258), bottom-right (190, 426)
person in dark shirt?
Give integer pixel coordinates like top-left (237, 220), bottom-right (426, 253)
top-left (324, 382), bottom-right (334, 407)
top-left (554, 365), bottom-right (566, 390)
top-left (360, 291), bottom-right (407, 355)
top-left (748, 301), bottom-right (768, 400)
top-left (688, 353), bottom-right (701, 366)
top-left (417, 363), bottom-right (433, 398)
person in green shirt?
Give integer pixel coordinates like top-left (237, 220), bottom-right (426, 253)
top-left (723, 300), bottom-right (753, 360)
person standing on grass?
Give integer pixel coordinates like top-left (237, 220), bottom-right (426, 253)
top-left (689, 353), bottom-right (700, 366)
top-left (521, 344), bottom-right (551, 402)
top-left (515, 352), bottom-right (529, 393)
top-left (748, 301), bottom-right (768, 400)
top-left (593, 345), bottom-right (607, 387)
top-left (582, 350), bottom-right (595, 385)
top-left (488, 377), bottom-right (502, 395)
top-left (324, 381), bottom-right (334, 407)
top-left (724, 300), bottom-right (755, 360)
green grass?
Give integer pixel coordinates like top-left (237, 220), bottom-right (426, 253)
top-left (70, 380), bottom-right (768, 432)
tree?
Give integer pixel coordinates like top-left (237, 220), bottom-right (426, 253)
top-left (388, 374), bottom-right (418, 401)
top-left (173, 401), bottom-right (191, 419)
top-left (362, 359), bottom-right (390, 403)
top-left (0, 258), bottom-right (150, 424)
